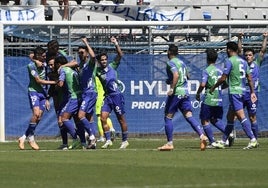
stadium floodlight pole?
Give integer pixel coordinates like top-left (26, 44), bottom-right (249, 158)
top-left (0, 22), bottom-right (5, 142)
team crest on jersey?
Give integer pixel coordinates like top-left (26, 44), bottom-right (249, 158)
top-left (31, 70), bottom-right (36, 76)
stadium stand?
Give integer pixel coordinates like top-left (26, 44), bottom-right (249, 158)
top-left (99, 0), bottom-right (115, 4)
top-left (1, 0), bottom-right (15, 5)
top-left (71, 9), bottom-right (91, 21)
top-left (2, 0), bottom-right (268, 55)
top-left (211, 9), bottom-right (227, 20)
top-left (189, 8), bottom-right (204, 20)
top-left (46, 0), bottom-right (62, 20)
top-left (246, 9), bottom-right (266, 20)
top-left (69, 1), bottom-right (78, 5)
top-left (229, 8), bottom-right (246, 20)
top-left (200, 0), bottom-right (219, 6)
top-left (40, 0), bottom-right (268, 22)
top-left (232, 0), bottom-right (257, 8)
top-left (123, 0), bottom-right (136, 5)
top-left (81, 0), bottom-right (96, 5)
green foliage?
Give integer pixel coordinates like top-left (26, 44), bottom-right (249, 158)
top-left (0, 138), bottom-right (268, 188)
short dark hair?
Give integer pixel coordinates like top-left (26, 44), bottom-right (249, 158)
top-left (47, 40), bottom-right (59, 55)
top-left (226, 41), bottom-right (238, 52)
top-left (54, 56), bottom-right (68, 66)
top-left (78, 46), bottom-right (89, 52)
top-left (244, 47), bottom-right (255, 55)
top-left (34, 46), bottom-right (46, 57)
top-left (168, 44), bottom-right (178, 56)
top-left (47, 40), bottom-right (59, 48)
top-left (206, 48), bottom-right (218, 63)
top-left (96, 52), bottom-right (108, 61)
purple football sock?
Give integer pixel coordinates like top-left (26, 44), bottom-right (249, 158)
top-left (186, 116), bottom-right (203, 136)
top-left (251, 121), bottom-right (258, 139)
top-left (241, 118), bottom-right (255, 140)
top-left (213, 119), bottom-right (225, 133)
top-left (203, 124), bottom-right (215, 143)
top-left (164, 117), bottom-right (173, 142)
top-left (222, 122), bottom-right (234, 142)
top-left (63, 119), bottom-right (77, 139)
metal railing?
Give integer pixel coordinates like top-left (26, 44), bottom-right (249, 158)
top-left (2, 20), bottom-right (268, 57)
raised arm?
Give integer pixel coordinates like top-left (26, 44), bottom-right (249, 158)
top-left (237, 32), bottom-right (244, 56)
top-left (82, 37), bottom-right (95, 59)
top-left (111, 36), bottom-right (123, 63)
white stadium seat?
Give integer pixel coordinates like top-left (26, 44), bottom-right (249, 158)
top-left (46, 0), bottom-right (63, 21)
top-left (81, 1), bottom-right (96, 5)
top-left (230, 9), bottom-right (246, 20)
top-left (189, 8), bottom-right (203, 20)
top-left (69, 1), bottom-right (78, 6)
top-left (123, 0), bottom-right (137, 5)
top-left (246, 9), bottom-right (265, 20)
top-left (211, 9), bottom-right (227, 20)
top-left (71, 9), bottom-right (91, 21)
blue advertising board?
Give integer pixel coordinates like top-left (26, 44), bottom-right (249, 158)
top-left (4, 53), bottom-right (268, 136)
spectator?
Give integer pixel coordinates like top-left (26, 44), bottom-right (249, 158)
top-left (0, 0), bottom-right (9, 5)
top-left (20, 0), bottom-right (41, 5)
top-left (58, 0), bottom-right (69, 21)
top-left (0, 0), bottom-right (19, 5)
top-left (41, 0), bottom-right (46, 5)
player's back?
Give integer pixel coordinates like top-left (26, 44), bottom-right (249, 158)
top-left (204, 64), bottom-right (223, 106)
top-left (61, 67), bottom-right (81, 99)
top-left (228, 55), bottom-right (248, 94)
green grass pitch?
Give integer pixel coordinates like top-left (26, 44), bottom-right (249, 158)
top-left (0, 138), bottom-right (268, 188)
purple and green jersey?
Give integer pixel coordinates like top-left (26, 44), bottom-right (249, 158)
top-left (27, 61), bottom-right (47, 95)
top-left (78, 58), bottom-right (96, 93)
top-left (95, 61), bottom-right (121, 95)
top-left (27, 61), bottom-right (48, 110)
top-left (95, 61), bottom-right (126, 115)
top-left (246, 61), bottom-right (260, 93)
top-left (58, 67), bottom-right (81, 100)
top-left (224, 55), bottom-right (250, 95)
top-left (201, 64), bottom-right (223, 106)
top-left (241, 54), bottom-right (262, 93)
top-left (166, 57), bottom-right (189, 96)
